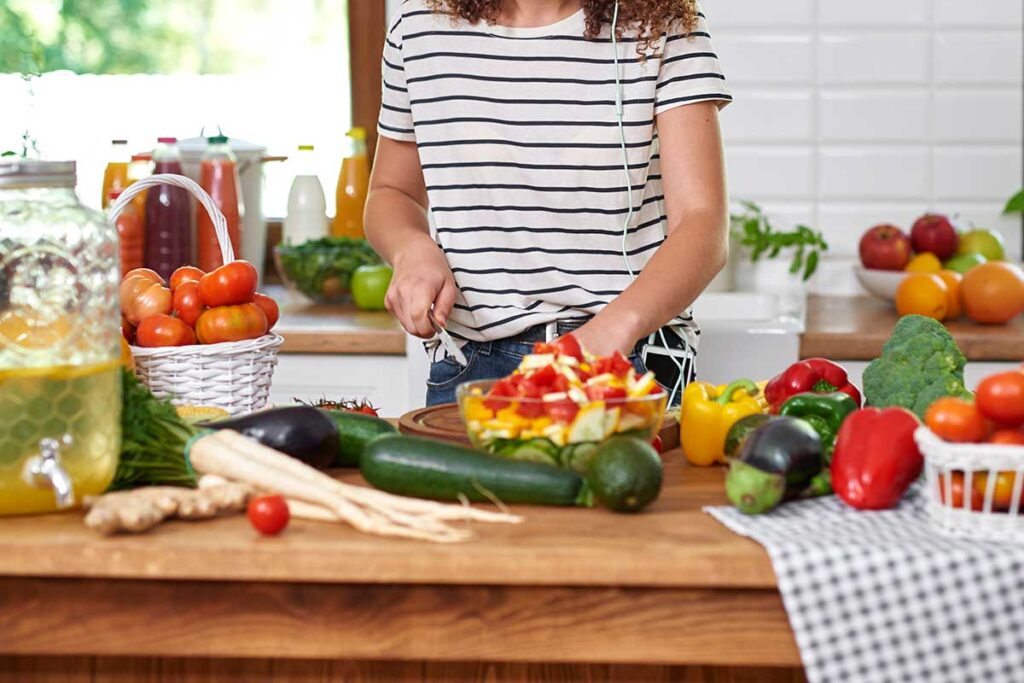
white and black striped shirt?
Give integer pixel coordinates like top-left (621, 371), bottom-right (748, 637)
top-left (378, 0), bottom-right (730, 348)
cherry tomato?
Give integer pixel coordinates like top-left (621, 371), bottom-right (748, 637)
top-left (169, 265), bottom-right (205, 292)
top-left (925, 397), bottom-right (989, 443)
top-left (988, 429), bottom-right (1024, 446)
top-left (543, 398), bottom-right (579, 423)
top-left (251, 292), bottom-right (280, 329)
top-left (938, 472), bottom-right (983, 511)
top-left (975, 371), bottom-right (1024, 427)
top-left (247, 495), bottom-right (290, 536)
top-left (199, 260), bottom-right (258, 307)
top-left (172, 281), bottom-right (204, 327)
top-left (651, 435), bottom-right (664, 454)
top-left (135, 314), bottom-right (197, 347)
top-left (350, 404), bottom-right (379, 416)
top-left (195, 303), bottom-right (268, 344)
top-left (552, 334), bottom-right (584, 361)
top-left (584, 384), bottom-right (628, 404)
top-left (973, 472), bottom-right (1018, 512)
top-left (123, 267), bottom-right (164, 285)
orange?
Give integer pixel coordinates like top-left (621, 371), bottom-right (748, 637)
top-left (936, 270), bottom-right (963, 319)
top-left (905, 252), bottom-right (943, 273)
top-left (895, 273), bottom-right (949, 320)
top-left (961, 261), bottom-right (1024, 324)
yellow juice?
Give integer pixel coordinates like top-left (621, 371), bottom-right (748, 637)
top-left (0, 361), bottom-right (121, 515)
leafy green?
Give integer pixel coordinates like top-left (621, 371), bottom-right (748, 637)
top-left (1004, 189), bottom-right (1024, 215)
top-left (111, 370), bottom-right (197, 491)
top-left (275, 237), bottom-right (382, 302)
top-left (862, 315), bottom-right (972, 420)
top-left (731, 200), bottom-right (829, 281)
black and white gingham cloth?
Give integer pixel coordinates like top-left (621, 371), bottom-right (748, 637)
top-left (706, 484), bottom-right (1024, 683)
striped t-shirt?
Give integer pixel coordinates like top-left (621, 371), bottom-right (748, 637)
top-left (378, 0), bottom-right (731, 349)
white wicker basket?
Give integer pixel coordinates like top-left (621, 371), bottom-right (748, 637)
top-left (108, 174), bottom-right (282, 414)
top-left (916, 426), bottom-right (1024, 543)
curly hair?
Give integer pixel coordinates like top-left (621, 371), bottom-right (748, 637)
top-left (425, 0), bottom-right (699, 54)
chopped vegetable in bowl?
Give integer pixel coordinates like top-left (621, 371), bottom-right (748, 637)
top-left (274, 237), bottom-right (382, 304)
top-left (457, 337), bottom-right (667, 474)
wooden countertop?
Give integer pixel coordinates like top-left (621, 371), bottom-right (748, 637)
top-left (801, 295), bottom-right (1024, 361)
top-left (270, 286), bottom-right (407, 356)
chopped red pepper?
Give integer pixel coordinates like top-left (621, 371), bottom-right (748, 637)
top-left (544, 398), bottom-right (579, 423)
top-left (484, 378), bottom-right (516, 411)
top-left (593, 351), bottom-right (632, 378)
top-left (585, 384), bottom-right (627, 405)
top-left (831, 407), bottom-right (922, 510)
top-left (764, 358), bottom-right (862, 412)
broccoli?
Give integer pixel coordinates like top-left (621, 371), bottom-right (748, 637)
top-left (862, 315), bottom-right (972, 420)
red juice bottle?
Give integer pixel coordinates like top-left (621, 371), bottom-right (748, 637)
top-left (197, 135), bottom-right (243, 271)
top-left (144, 137), bottom-right (192, 280)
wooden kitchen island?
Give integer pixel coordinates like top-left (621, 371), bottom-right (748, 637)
top-left (0, 458), bottom-right (806, 682)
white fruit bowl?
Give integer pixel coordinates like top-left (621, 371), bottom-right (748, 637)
top-left (854, 266), bottom-right (908, 300)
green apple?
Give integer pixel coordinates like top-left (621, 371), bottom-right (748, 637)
top-left (944, 252), bottom-right (988, 274)
top-left (957, 229), bottom-right (1005, 261)
top-left (350, 264), bottom-right (393, 311)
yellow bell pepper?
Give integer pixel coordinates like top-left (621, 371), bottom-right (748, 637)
top-left (680, 379), bottom-right (763, 466)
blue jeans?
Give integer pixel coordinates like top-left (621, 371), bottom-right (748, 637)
top-left (425, 338), bottom-right (650, 406)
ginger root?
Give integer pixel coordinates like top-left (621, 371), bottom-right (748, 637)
top-left (83, 481), bottom-right (252, 535)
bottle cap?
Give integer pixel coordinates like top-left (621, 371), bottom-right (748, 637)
top-left (131, 153), bottom-right (152, 162)
top-left (297, 144), bottom-right (315, 151)
top-left (207, 134), bottom-right (229, 144)
top-left (157, 136), bottom-right (178, 144)
top-left (111, 139), bottom-right (128, 145)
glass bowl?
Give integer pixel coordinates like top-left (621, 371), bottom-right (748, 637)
top-left (457, 379), bottom-right (667, 474)
top-left (273, 237), bottom-right (381, 304)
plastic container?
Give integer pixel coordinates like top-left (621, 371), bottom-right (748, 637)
top-left (0, 160), bottom-right (122, 515)
top-left (111, 189), bottom-right (145, 276)
top-left (101, 139), bottom-right (130, 209)
top-left (332, 127), bottom-right (369, 239)
top-left (197, 135), bottom-right (243, 271)
top-left (284, 144), bottom-right (328, 245)
top-left (144, 137), bottom-right (193, 280)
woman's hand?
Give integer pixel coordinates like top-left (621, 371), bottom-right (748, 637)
top-left (572, 312), bottom-right (643, 358)
top-left (386, 238), bottom-right (458, 338)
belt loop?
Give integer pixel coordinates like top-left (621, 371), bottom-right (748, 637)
top-left (544, 321), bottom-right (558, 342)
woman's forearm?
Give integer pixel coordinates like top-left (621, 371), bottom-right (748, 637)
top-left (364, 187), bottom-right (434, 266)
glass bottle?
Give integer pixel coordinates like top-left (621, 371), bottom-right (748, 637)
top-left (332, 127), bottom-right (369, 239)
top-left (197, 135), bottom-right (243, 271)
top-left (101, 139), bottom-right (130, 210)
top-left (144, 137), bottom-right (193, 280)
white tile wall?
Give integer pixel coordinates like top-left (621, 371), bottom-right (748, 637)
top-left (709, 0), bottom-right (1024, 286)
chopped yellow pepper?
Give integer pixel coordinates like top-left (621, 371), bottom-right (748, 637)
top-left (680, 379), bottom-right (763, 466)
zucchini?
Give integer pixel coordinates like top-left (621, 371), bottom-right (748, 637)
top-left (320, 410), bottom-right (397, 467)
top-left (361, 435), bottom-right (592, 507)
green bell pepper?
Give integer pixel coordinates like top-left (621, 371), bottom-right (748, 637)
top-left (779, 391), bottom-right (858, 497)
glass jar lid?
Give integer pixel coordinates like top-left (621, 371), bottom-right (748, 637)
top-left (0, 160), bottom-right (76, 188)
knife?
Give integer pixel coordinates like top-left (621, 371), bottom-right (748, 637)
top-left (428, 309), bottom-right (468, 367)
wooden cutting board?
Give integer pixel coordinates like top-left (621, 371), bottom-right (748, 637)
top-left (399, 403), bottom-right (680, 451)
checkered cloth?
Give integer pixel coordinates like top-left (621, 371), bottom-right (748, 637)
top-left (706, 484), bottom-right (1024, 683)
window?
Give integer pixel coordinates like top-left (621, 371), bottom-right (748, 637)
top-left (1, 0), bottom-right (352, 218)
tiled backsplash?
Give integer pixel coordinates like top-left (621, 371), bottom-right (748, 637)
top-left (711, 0), bottom-right (1024, 292)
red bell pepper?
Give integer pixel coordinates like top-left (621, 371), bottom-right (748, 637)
top-left (830, 407), bottom-right (922, 510)
top-left (764, 358), bottom-right (862, 412)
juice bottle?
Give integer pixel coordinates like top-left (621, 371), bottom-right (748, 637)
top-left (111, 189), bottom-right (145, 276)
top-left (101, 139), bottom-right (130, 209)
top-left (197, 135), bottom-right (243, 271)
top-left (126, 151), bottom-right (153, 222)
top-left (284, 145), bottom-right (328, 244)
top-left (332, 127), bottom-right (369, 239)
top-left (144, 137), bottom-right (193, 280)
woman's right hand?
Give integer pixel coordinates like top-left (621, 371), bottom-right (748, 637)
top-left (385, 238), bottom-right (458, 338)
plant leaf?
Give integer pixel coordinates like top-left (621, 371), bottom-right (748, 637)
top-left (803, 250), bottom-right (820, 281)
top-left (1004, 189), bottom-right (1024, 214)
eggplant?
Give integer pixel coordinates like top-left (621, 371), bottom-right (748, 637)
top-left (203, 406), bottom-right (339, 470)
top-left (725, 416), bottom-right (822, 515)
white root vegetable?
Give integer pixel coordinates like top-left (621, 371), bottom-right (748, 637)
top-left (190, 431), bottom-right (519, 543)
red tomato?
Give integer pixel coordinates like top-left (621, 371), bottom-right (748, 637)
top-left (938, 472), bottom-right (983, 511)
top-left (169, 266), bottom-right (205, 292)
top-left (989, 429), bottom-right (1024, 446)
top-left (172, 281), bottom-right (204, 327)
top-left (532, 342), bottom-right (556, 355)
top-left (973, 472), bottom-right (1018, 512)
top-left (350, 404), bottom-right (379, 416)
top-left (592, 351), bottom-right (632, 378)
top-left (121, 315), bottom-right (134, 343)
top-left (247, 495), bottom-right (290, 536)
top-left (543, 398), bottom-right (579, 423)
top-left (585, 384), bottom-right (628, 404)
top-left (195, 304), bottom-right (268, 344)
top-left (975, 371), bottom-right (1024, 427)
top-left (484, 378), bottom-right (516, 411)
top-left (925, 397), bottom-right (989, 443)
top-left (123, 267), bottom-right (164, 285)
top-left (251, 292), bottom-right (280, 329)
top-left (135, 314), bottom-right (196, 347)
top-left (651, 435), bottom-right (664, 454)
top-left (552, 334), bottom-right (584, 361)
top-left (517, 400), bottom-right (544, 418)
top-left (551, 374), bottom-right (570, 393)
top-left (199, 260), bottom-right (258, 307)
top-left (522, 365), bottom-right (557, 394)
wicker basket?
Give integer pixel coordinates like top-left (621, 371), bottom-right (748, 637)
top-left (108, 174), bottom-right (282, 414)
top-left (916, 426), bottom-right (1024, 543)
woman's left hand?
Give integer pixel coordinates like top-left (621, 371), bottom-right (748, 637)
top-left (571, 316), bottom-right (639, 359)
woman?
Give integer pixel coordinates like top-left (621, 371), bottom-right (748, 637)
top-left (365, 0), bottom-right (730, 405)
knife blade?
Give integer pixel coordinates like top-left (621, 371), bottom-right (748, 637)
top-left (428, 309), bottom-right (468, 367)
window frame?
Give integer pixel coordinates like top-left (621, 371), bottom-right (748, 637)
top-left (348, 1), bottom-right (386, 161)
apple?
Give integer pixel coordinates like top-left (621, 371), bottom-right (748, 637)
top-left (957, 228), bottom-right (1005, 261)
top-left (910, 213), bottom-right (959, 260)
top-left (351, 264), bottom-right (393, 311)
top-left (859, 224), bottom-right (913, 271)
top-left (944, 252), bottom-right (988, 274)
